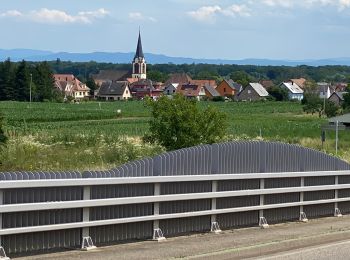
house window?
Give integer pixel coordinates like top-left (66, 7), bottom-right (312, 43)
top-left (80, 92), bottom-right (82, 95)
top-left (224, 88), bottom-right (226, 93)
top-left (248, 90), bottom-right (251, 94)
top-left (126, 90), bottom-right (129, 94)
top-left (167, 90), bottom-right (170, 94)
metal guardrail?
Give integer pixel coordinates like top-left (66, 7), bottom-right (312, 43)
top-left (0, 171), bottom-right (348, 238)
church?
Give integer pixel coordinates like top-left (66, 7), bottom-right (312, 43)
top-left (93, 31), bottom-right (163, 100)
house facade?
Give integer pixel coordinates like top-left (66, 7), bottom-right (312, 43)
top-left (328, 92), bottom-right (346, 106)
top-left (279, 82), bottom-right (304, 101)
top-left (236, 83), bottom-right (269, 101)
top-left (163, 83), bottom-right (179, 95)
top-left (317, 82), bottom-right (332, 99)
top-left (216, 79), bottom-right (242, 97)
top-left (54, 74), bottom-right (90, 100)
top-left (96, 81), bottom-right (131, 101)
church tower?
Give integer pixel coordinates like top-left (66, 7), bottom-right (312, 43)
top-left (132, 30), bottom-right (147, 79)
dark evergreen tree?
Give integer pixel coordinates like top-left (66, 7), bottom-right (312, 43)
top-left (1, 59), bottom-right (16, 100)
top-left (34, 61), bottom-right (55, 101)
top-left (86, 77), bottom-right (98, 96)
top-left (15, 60), bottom-right (31, 101)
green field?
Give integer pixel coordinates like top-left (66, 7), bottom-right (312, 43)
top-left (0, 101), bottom-right (348, 171)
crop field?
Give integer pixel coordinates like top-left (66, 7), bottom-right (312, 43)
top-left (0, 101), bottom-right (349, 171)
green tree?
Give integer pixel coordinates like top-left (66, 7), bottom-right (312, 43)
top-left (34, 61), bottom-right (55, 101)
top-left (143, 94), bottom-right (228, 150)
top-left (147, 70), bottom-right (169, 83)
top-left (302, 94), bottom-right (323, 116)
top-left (230, 71), bottom-right (250, 87)
top-left (0, 58), bottom-right (16, 100)
top-left (325, 101), bottom-right (339, 118)
top-left (268, 86), bottom-right (288, 101)
top-left (86, 77), bottom-right (98, 96)
top-left (15, 60), bottom-right (31, 101)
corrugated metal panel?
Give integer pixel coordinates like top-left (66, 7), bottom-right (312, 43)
top-left (217, 179), bottom-right (260, 191)
top-left (159, 216), bottom-right (211, 236)
top-left (90, 204), bottom-right (153, 221)
top-left (91, 184), bottom-right (153, 199)
top-left (265, 178), bottom-right (300, 189)
top-left (338, 201), bottom-right (350, 214)
top-left (2, 228), bottom-right (81, 255)
top-left (265, 193), bottom-right (300, 205)
top-left (339, 176), bottom-right (350, 184)
top-left (160, 199), bottom-right (211, 214)
top-left (217, 196), bottom-right (260, 209)
top-left (161, 181), bottom-right (211, 195)
top-left (264, 207), bottom-right (300, 224)
top-left (217, 211), bottom-right (259, 229)
top-left (3, 187), bottom-right (83, 204)
top-left (304, 204), bottom-right (334, 218)
top-left (90, 222), bottom-right (153, 245)
top-left (304, 176), bottom-right (335, 186)
top-left (304, 190), bottom-right (334, 201)
top-left (3, 209), bottom-right (82, 228)
top-left (338, 189), bottom-right (350, 198)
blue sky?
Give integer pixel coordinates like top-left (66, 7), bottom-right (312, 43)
top-left (1, 0), bottom-right (350, 60)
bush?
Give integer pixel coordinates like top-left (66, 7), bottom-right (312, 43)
top-left (212, 96), bottom-right (225, 102)
top-left (143, 94), bottom-right (228, 150)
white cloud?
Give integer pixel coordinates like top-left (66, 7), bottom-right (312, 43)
top-left (188, 4), bottom-right (251, 23)
top-left (262, 0), bottom-right (350, 11)
top-left (129, 12), bottom-right (157, 22)
top-left (30, 8), bottom-right (90, 24)
top-left (78, 8), bottom-right (109, 18)
top-left (0, 10), bottom-right (22, 17)
top-left (0, 8), bottom-right (109, 24)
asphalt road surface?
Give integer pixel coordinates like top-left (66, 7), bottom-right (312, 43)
top-left (16, 215), bottom-right (350, 260)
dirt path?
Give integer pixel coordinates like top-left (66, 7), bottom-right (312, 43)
top-left (15, 215), bottom-right (350, 260)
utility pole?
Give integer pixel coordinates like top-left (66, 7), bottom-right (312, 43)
top-left (30, 73), bottom-right (32, 104)
top-left (323, 84), bottom-right (326, 117)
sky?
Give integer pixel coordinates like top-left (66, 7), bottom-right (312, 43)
top-left (1, 0), bottom-right (350, 60)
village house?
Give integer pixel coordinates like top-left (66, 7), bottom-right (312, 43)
top-left (236, 83), bottom-right (269, 101)
top-left (54, 74), bottom-right (90, 100)
top-left (259, 80), bottom-right (274, 91)
top-left (163, 83), bottom-right (179, 95)
top-left (203, 84), bottom-right (221, 100)
top-left (164, 73), bottom-right (192, 86)
top-left (279, 82), bottom-right (304, 101)
top-left (289, 78), bottom-right (306, 89)
top-left (177, 83), bottom-right (205, 100)
top-left (95, 81), bottom-right (131, 101)
top-left (91, 70), bottom-right (130, 86)
top-left (328, 91), bottom-right (347, 106)
top-left (317, 82), bottom-right (332, 99)
top-left (216, 79), bottom-right (242, 97)
top-left (130, 79), bottom-right (163, 99)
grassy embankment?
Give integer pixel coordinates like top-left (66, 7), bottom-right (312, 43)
top-left (0, 101), bottom-right (348, 171)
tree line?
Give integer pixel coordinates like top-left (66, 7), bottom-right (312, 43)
top-left (0, 59), bottom-right (57, 102)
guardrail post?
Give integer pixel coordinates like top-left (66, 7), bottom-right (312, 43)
top-left (335, 175), bottom-right (339, 210)
top-left (300, 177), bottom-right (304, 213)
top-left (211, 181), bottom-right (218, 224)
top-left (259, 178), bottom-right (264, 219)
top-left (153, 183), bottom-right (166, 241)
top-left (82, 186), bottom-right (90, 238)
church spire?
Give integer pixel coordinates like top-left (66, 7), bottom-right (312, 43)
top-left (132, 29), bottom-right (147, 79)
top-left (134, 29), bottom-right (144, 59)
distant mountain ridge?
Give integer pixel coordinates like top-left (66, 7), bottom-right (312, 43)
top-left (1, 49), bottom-right (350, 66)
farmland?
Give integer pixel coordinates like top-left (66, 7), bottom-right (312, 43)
top-left (0, 101), bottom-right (349, 171)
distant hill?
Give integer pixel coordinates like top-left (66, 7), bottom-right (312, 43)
top-left (1, 49), bottom-right (350, 66)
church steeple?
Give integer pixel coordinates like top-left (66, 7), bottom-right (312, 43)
top-left (134, 30), bottom-right (144, 59)
top-left (132, 29), bottom-right (147, 79)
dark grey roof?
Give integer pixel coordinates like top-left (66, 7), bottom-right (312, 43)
top-left (328, 113), bottom-right (350, 124)
top-left (204, 84), bottom-right (220, 97)
top-left (97, 81), bottom-right (128, 96)
top-left (134, 31), bottom-right (144, 59)
top-left (91, 70), bottom-right (130, 81)
top-left (331, 91), bottom-right (347, 101)
top-left (224, 79), bottom-right (242, 92)
top-left (130, 79), bottom-right (155, 91)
